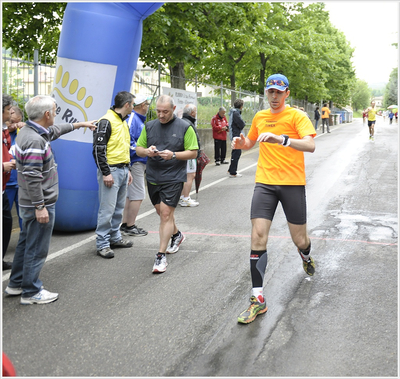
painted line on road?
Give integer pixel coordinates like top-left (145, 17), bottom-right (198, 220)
top-left (147, 230), bottom-right (397, 246)
top-left (2, 161), bottom-right (258, 283)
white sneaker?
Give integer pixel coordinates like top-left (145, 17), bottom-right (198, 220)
top-left (20, 289), bottom-right (58, 305)
top-left (229, 173), bottom-right (242, 178)
top-left (152, 254), bottom-right (168, 273)
top-left (5, 286), bottom-right (23, 296)
top-left (179, 197), bottom-right (199, 207)
top-left (166, 232), bottom-right (185, 254)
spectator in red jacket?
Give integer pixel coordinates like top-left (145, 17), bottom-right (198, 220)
top-left (211, 107), bottom-right (229, 166)
top-left (2, 94), bottom-right (16, 271)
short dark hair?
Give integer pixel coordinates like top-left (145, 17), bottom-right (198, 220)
top-left (114, 91), bottom-right (135, 108)
top-left (234, 99), bottom-right (244, 109)
top-left (3, 94), bottom-right (13, 112)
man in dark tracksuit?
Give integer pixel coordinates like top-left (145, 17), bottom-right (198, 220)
top-left (228, 99), bottom-right (246, 177)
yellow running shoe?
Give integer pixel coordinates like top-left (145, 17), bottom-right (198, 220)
top-left (302, 256), bottom-right (315, 276)
top-left (238, 296), bottom-right (268, 324)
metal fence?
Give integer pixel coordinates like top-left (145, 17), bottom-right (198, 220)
top-left (2, 48), bottom-right (350, 126)
top-left (131, 65), bottom-right (269, 127)
top-left (2, 48), bottom-right (56, 116)
top-left (131, 65), bottom-right (351, 127)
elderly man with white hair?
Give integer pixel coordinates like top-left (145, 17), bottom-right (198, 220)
top-left (5, 95), bottom-right (96, 305)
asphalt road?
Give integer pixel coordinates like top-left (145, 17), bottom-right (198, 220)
top-left (2, 117), bottom-right (398, 377)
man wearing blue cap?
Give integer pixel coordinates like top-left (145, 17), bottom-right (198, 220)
top-left (232, 74), bottom-right (317, 324)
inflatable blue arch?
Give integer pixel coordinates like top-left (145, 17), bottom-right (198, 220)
top-left (51, 2), bottom-right (162, 232)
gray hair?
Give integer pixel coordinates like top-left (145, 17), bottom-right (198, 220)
top-left (183, 103), bottom-right (196, 116)
top-left (157, 95), bottom-right (175, 109)
top-left (219, 107), bottom-right (226, 112)
top-left (2, 94), bottom-right (13, 112)
top-left (25, 95), bottom-right (56, 121)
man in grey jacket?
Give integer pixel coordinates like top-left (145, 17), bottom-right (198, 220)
top-left (5, 95), bottom-right (96, 305)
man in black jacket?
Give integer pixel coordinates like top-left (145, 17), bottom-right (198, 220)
top-left (228, 99), bottom-right (245, 178)
top-left (93, 91), bottom-right (135, 259)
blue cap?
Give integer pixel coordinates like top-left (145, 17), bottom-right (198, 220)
top-left (265, 74), bottom-right (289, 91)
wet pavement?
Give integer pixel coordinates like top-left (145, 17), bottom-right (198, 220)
top-left (2, 117), bottom-right (398, 376)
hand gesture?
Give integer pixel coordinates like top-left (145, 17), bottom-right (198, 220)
top-left (232, 133), bottom-right (245, 149)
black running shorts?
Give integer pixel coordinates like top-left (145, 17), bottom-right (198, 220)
top-left (147, 182), bottom-right (184, 208)
top-left (368, 120), bottom-right (376, 127)
top-left (250, 183), bottom-right (307, 225)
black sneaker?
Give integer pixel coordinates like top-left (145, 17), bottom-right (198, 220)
top-left (120, 223), bottom-right (128, 233)
top-left (123, 224), bottom-right (148, 237)
top-left (110, 239), bottom-right (133, 249)
top-left (2, 261), bottom-right (12, 270)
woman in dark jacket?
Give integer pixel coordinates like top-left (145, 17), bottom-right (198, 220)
top-left (314, 107), bottom-right (320, 131)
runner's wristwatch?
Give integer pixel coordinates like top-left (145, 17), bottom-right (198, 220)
top-left (35, 204), bottom-right (46, 210)
top-left (280, 134), bottom-right (290, 147)
top-left (171, 152), bottom-right (176, 160)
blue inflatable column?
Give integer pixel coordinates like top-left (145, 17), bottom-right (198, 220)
top-left (51, 2), bottom-right (163, 232)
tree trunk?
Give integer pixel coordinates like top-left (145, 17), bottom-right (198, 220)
top-left (230, 71), bottom-right (236, 106)
top-left (259, 52), bottom-right (268, 107)
top-left (169, 62), bottom-right (186, 89)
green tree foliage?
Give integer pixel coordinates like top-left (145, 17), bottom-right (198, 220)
top-left (2, 2), bottom-right (66, 60)
top-left (351, 79), bottom-right (371, 111)
top-left (186, 2), bottom-right (271, 103)
top-left (140, 3), bottom-right (208, 89)
top-left (3, 2), bottom-right (356, 108)
top-left (383, 68), bottom-right (398, 107)
top-left (141, 2), bottom-right (355, 106)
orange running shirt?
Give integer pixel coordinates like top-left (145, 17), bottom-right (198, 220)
top-left (321, 106), bottom-right (330, 119)
top-left (247, 107), bottom-right (316, 185)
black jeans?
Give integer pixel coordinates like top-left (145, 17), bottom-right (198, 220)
top-left (214, 139), bottom-right (227, 163)
top-left (228, 149), bottom-right (242, 175)
top-left (2, 192), bottom-right (12, 258)
top-left (321, 118), bottom-right (330, 133)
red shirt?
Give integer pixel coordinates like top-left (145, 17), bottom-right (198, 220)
top-left (211, 113), bottom-right (228, 140)
top-left (2, 127), bottom-right (13, 191)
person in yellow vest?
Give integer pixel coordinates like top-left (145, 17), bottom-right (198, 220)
top-left (365, 101), bottom-right (378, 141)
top-left (321, 103), bottom-right (331, 133)
top-left (93, 91), bottom-right (134, 259)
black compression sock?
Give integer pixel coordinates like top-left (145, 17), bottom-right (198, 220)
top-left (250, 250), bottom-right (268, 288)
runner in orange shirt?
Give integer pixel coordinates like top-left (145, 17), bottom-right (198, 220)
top-left (233, 74), bottom-right (316, 324)
top-left (321, 103), bottom-right (331, 133)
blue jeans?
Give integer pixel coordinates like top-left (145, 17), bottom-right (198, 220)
top-left (96, 166), bottom-right (129, 250)
top-left (8, 204), bottom-right (56, 297)
top-left (5, 185), bottom-right (22, 229)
